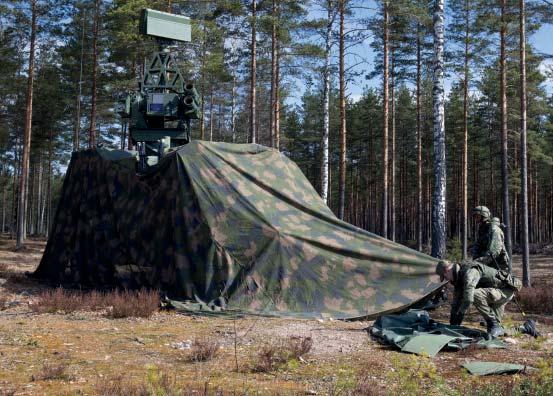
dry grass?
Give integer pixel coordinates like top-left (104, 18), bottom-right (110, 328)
top-left (30, 287), bottom-right (159, 318)
top-left (95, 374), bottom-right (149, 396)
top-left (187, 337), bottom-right (220, 362)
top-left (30, 288), bottom-right (104, 314)
top-left (517, 286), bottom-right (553, 315)
top-left (106, 289), bottom-right (160, 319)
top-left (31, 362), bottom-right (69, 381)
top-left (353, 378), bottom-right (386, 396)
top-left (253, 336), bottom-right (313, 372)
top-left (94, 369), bottom-right (222, 396)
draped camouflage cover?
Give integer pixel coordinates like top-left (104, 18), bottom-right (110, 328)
top-left (35, 141), bottom-right (443, 319)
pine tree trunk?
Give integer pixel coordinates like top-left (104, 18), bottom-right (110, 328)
top-left (431, 0), bottom-right (447, 259)
top-left (89, 0), bottom-right (100, 148)
top-left (209, 85), bottom-right (214, 141)
top-left (500, 0), bottom-right (513, 271)
top-left (462, 0), bottom-right (470, 260)
top-left (11, 139), bottom-right (19, 239)
top-left (121, 120), bottom-right (127, 150)
top-left (36, 155), bottom-right (42, 235)
top-left (320, 0), bottom-right (333, 204)
top-left (74, 9), bottom-right (86, 152)
top-left (269, 0), bottom-right (277, 147)
top-left (231, 72), bottom-right (236, 143)
top-left (381, 0), bottom-right (389, 237)
top-left (199, 22), bottom-right (206, 140)
top-left (46, 129), bottom-right (53, 237)
top-left (16, 0), bottom-right (37, 248)
top-left (274, 25), bottom-right (281, 150)
top-left (391, 49), bottom-right (396, 242)
top-left (249, 0), bottom-right (257, 144)
top-left (416, 24), bottom-right (423, 251)
top-left (520, 0), bottom-right (530, 286)
top-left (1, 174), bottom-right (6, 233)
top-left (338, 0), bottom-right (346, 220)
top-left (39, 158), bottom-right (46, 235)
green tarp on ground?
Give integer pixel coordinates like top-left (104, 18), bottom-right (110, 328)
top-left (370, 310), bottom-right (505, 356)
top-left (462, 361), bottom-right (529, 376)
top-left (34, 141), bottom-right (443, 319)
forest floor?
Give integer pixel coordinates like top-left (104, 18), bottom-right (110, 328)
top-left (0, 236), bottom-right (552, 395)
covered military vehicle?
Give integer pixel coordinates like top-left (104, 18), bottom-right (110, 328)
top-left (34, 141), bottom-right (443, 319)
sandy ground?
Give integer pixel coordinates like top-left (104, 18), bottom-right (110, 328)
top-left (0, 237), bottom-right (552, 395)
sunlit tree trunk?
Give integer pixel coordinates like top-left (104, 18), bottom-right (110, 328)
top-left (338, 0), bottom-right (346, 219)
top-left (500, 0), bottom-right (513, 271)
top-left (231, 72), bottom-right (236, 143)
top-left (1, 174), bottom-right (6, 233)
top-left (46, 130), bottom-right (52, 236)
top-left (89, 0), bottom-right (100, 148)
top-left (16, 0), bottom-right (37, 248)
top-left (462, 0), bottom-right (470, 260)
top-left (269, 0), bottom-right (277, 147)
top-left (209, 85), bottom-right (214, 141)
top-left (274, 20), bottom-right (281, 150)
top-left (320, 0), bottom-right (333, 204)
top-left (431, 0), bottom-right (447, 259)
top-left (391, 49), bottom-right (396, 242)
top-left (249, 0), bottom-right (257, 144)
top-left (519, 0), bottom-right (530, 286)
top-left (381, 0), bottom-right (389, 237)
top-left (416, 23), bottom-right (423, 251)
top-left (74, 9), bottom-right (85, 152)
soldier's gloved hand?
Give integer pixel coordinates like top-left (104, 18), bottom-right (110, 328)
top-left (450, 311), bottom-right (463, 326)
top-left (450, 317), bottom-right (461, 326)
top-left (451, 306), bottom-right (468, 326)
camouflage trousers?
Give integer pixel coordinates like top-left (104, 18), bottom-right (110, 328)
top-left (473, 287), bottom-right (515, 324)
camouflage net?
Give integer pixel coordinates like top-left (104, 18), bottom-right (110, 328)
top-left (35, 141), bottom-right (443, 319)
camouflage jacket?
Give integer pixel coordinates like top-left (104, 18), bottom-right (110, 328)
top-left (470, 218), bottom-right (509, 272)
top-left (450, 261), bottom-right (506, 325)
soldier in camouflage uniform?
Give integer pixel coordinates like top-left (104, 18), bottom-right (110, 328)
top-left (471, 206), bottom-right (510, 272)
top-left (436, 260), bottom-right (521, 338)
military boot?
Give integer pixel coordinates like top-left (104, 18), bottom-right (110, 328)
top-left (486, 319), bottom-right (505, 338)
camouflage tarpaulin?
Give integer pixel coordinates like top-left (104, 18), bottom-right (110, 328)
top-left (35, 141), bottom-right (443, 319)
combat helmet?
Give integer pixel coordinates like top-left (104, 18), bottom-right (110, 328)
top-left (472, 205), bottom-right (491, 220)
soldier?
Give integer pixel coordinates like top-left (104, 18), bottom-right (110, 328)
top-left (471, 206), bottom-right (510, 272)
top-left (436, 259), bottom-right (521, 338)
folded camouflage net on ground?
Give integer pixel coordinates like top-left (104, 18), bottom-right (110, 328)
top-left (370, 310), bottom-right (504, 357)
top-left (35, 141), bottom-right (443, 319)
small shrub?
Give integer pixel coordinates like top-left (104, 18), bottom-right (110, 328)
top-left (187, 338), bottom-right (220, 362)
top-left (106, 289), bottom-right (159, 319)
top-left (0, 262), bottom-right (8, 273)
top-left (253, 336), bottom-right (312, 372)
top-left (30, 288), bottom-right (84, 314)
top-left (287, 335), bottom-right (313, 360)
top-left (517, 286), bottom-right (553, 315)
top-left (31, 362), bottom-right (69, 381)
